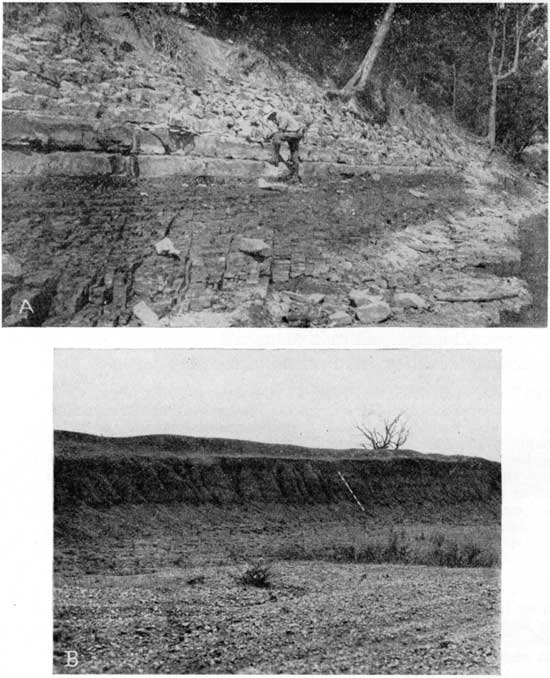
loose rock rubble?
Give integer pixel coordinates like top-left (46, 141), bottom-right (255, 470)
top-left (2, 5), bottom-right (472, 181)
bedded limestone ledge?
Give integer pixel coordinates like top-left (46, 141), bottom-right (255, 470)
top-left (3, 149), bottom-right (448, 179)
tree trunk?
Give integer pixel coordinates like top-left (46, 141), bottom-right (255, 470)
top-left (487, 76), bottom-right (498, 148)
top-left (486, 4), bottom-right (535, 149)
top-left (343, 3), bottom-right (396, 94)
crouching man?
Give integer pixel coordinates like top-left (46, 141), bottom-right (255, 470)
top-left (266, 109), bottom-right (305, 179)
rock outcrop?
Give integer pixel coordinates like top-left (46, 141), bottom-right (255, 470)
top-left (2, 4), bottom-right (465, 179)
top-left (2, 4), bottom-right (545, 327)
top-left (2, 170), bottom-right (543, 327)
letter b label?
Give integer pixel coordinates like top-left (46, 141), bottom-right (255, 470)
top-left (65, 650), bottom-right (78, 667)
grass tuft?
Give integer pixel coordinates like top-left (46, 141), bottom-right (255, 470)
top-left (238, 562), bottom-right (272, 588)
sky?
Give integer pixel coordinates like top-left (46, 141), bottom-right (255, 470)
top-left (54, 349), bottom-right (501, 460)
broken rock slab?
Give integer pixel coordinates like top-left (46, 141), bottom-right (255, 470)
top-left (257, 177), bottom-right (289, 192)
top-left (355, 299), bottom-right (392, 324)
top-left (265, 292), bottom-right (292, 323)
top-left (306, 293), bottom-right (325, 305)
top-left (328, 310), bottom-right (353, 326)
top-left (285, 291), bottom-right (325, 305)
top-left (2, 252), bottom-right (23, 283)
top-left (133, 300), bottom-right (165, 327)
top-left (261, 161), bottom-right (291, 180)
top-left (434, 276), bottom-right (527, 303)
top-left (393, 292), bottom-right (430, 310)
top-left (349, 289), bottom-right (386, 307)
top-left (154, 237), bottom-right (180, 258)
top-left (238, 237), bottom-right (272, 258)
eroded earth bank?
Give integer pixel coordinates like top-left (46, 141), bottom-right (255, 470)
top-left (54, 431), bottom-right (501, 674)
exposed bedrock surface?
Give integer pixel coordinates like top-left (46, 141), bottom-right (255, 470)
top-left (3, 4), bottom-right (546, 327)
top-left (2, 171), bottom-right (541, 327)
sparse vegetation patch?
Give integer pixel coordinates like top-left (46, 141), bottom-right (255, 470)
top-left (237, 562), bottom-right (272, 588)
top-left (273, 528), bottom-right (499, 568)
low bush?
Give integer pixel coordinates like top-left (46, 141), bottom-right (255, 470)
top-left (238, 562), bottom-right (272, 588)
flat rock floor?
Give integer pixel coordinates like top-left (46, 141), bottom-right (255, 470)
top-left (2, 172), bottom-right (538, 327)
top-left (54, 562), bottom-right (499, 674)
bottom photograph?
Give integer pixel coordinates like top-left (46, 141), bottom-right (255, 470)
top-left (53, 349), bottom-right (501, 674)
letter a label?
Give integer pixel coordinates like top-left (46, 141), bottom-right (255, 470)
top-left (19, 299), bottom-right (34, 315)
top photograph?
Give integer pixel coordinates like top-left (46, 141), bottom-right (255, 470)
top-left (2, 2), bottom-right (547, 328)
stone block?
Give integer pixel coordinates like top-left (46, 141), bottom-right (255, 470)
top-left (2, 252), bottom-right (23, 283)
top-left (355, 301), bottom-right (392, 324)
top-left (393, 292), bottom-right (429, 310)
top-left (349, 290), bottom-right (384, 307)
top-left (3, 111), bottom-right (99, 151)
top-left (2, 150), bottom-right (113, 176)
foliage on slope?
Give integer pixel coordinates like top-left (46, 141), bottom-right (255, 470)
top-left (186, 2), bottom-right (547, 156)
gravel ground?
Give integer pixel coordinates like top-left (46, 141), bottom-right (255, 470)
top-left (54, 561), bottom-right (499, 674)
